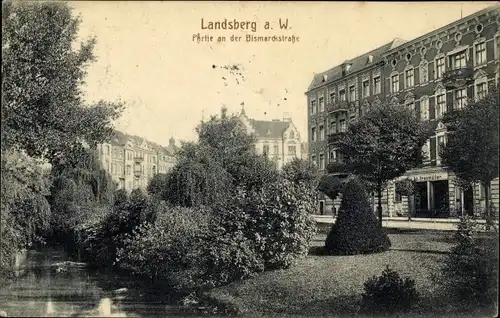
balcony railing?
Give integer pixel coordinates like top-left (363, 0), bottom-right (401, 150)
top-left (134, 156), bottom-right (144, 162)
top-left (327, 131), bottom-right (346, 144)
top-left (326, 100), bottom-right (349, 113)
top-left (442, 67), bottom-right (473, 89)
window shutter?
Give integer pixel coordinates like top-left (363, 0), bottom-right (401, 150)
top-left (467, 84), bottom-right (474, 101)
top-left (414, 100), bottom-right (421, 117)
top-left (429, 98), bottom-right (436, 120)
top-left (430, 137), bottom-right (437, 166)
top-left (446, 91), bottom-right (454, 112)
top-left (486, 40), bottom-right (495, 61)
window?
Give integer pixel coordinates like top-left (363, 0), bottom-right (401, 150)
top-left (436, 57), bottom-right (445, 78)
top-left (263, 144), bottom-right (270, 155)
top-left (319, 153), bottom-right (325, 170)
top-left (391, 74), bottom-right (399, 93)
top-left (405, 69), bottom-right (414, 88)
top-left (436, 93), bottom-right (446, 118)
top-left (476, 82), bottom-right (487, 100)
top-left (288, 145), bottom-right (296, 156)
top-left (289, 130), bottom-right (295, 139)
top-left (329, 149), bottom-right (336, 163)
top-left (362, 80), bottom-right (370, 97)
top-left (330, 121), bottom-right (336, 134)
top-left (451, 51), bottom-right (466, 69)
top-left (310, 100), bottom-right (317, 114)
top-left (273, 145), bottom-right (279, 155)
top-left (339, 119), bottom-right (346, 132)
top-left (329, 91), bottom-right (336, 103)
top-left (126, 165), bottom-right (131, 175)
top-left (319, 125), bottom-right (325, 140)
top-left (437, 134), bottom-right (447, 164)
top-left (454, 88), bottom-right (467, 110)
top-left (475, 42), bottom-right (486, 66)
top-left (311, 154), bottom-right (317, 166)
top-left (373, 76), bottom-right (381, 94)
top-left (311, 127), bottom-right (317, 142)
top-left (319, 96), bottom-right (325, 112)
top-left (348, 85), bottom-right (356, 101)
top-left (405, 100), bottom-right (414, 112)
top-left (106, 146), bottom-right (110, 155)
top-left (419, 61), bottom-right (428, 83)
top-left (420, 97), bottom-right (429, 121)
top-left (339, 89), bottom-right (346, 101)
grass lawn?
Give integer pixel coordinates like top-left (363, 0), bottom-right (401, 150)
top-left (202, 229), bottom-right (497, 317)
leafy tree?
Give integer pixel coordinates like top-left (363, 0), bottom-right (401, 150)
top-left (147, 172), bottom-right (169, 198)
top-left (337, 102), bottom-right (428, 225)
top-left (2, 0), bottom-right (124, 160)
top-left (441, 86), bottom-right (499, 218)
top-left (282, 157), bottom-right (319, 190)
top-left (159, 107), bottom-right (279, 207)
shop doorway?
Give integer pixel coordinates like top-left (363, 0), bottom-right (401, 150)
top-left (415, 182), bottom-right (428, 217)
top-left (433, 180), bottom-right (449, 217)
top-left (464, 187), bottom-right (474, 216)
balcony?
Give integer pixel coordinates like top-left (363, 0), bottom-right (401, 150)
top-left (133, 169), bottom-right (142, 177)
top-left (133, 156), bottom-right (144, 163)
top-left (327, 131), bottom-right (346, 144)
top-left (326, 100), bottom-right (349, 113)
top-left (442, 67), bottom-right (473, 89)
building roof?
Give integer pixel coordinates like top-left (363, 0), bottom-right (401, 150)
top-left (307, 38), bottom-right (406, 92)
top-left (382, 3), bottom-right (500, 58)
top-left (108, 130), bottom-right (179, 156)
top-left (248, 119), bottom-right (291, 139)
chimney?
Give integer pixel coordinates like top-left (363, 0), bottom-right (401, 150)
top-left (283, 112), bottom-right (292, 122)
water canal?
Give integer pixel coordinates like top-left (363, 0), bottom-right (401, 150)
top-left (0, 247), bottom-right (200, 317)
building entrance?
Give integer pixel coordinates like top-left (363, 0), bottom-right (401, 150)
top-left (413, 180), bottom-right (450, 218)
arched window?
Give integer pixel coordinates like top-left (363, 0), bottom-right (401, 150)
top-left (289, 130), bottom-right (295, 139)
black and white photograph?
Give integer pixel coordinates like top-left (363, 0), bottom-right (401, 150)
top-left (1, 1), bottom-right (499, 317)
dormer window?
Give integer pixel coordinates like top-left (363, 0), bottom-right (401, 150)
top-left (342, 62), bottom-right (352, 76)
top-left (322, 75), bottom-right (328, 82)
top-left (367, 55), bottom-right (374, 64)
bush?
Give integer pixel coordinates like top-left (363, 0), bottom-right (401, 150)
top-left (436, 216), bottom-right (498, 307)
top-left (362, 266), bottom-right (419, 313)
top-left (324, 177), bottom-right (391, 255)
top-left (74, 190), bottom-right (162, 268)
top-left (116, 206), bottom-right (211, 292)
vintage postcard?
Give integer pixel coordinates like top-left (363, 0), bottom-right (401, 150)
top-left (1, 1), bottom-right (499, 317)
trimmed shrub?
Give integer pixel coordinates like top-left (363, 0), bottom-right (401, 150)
top-left (436, 216), bottom-right (498, 307)
top-left (362, 266), bottom-right (419, 313)
top-left (324, 177), bottom-right (391, 255)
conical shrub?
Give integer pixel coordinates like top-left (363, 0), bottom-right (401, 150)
top-left (324, 177), bottom-right (391, 255)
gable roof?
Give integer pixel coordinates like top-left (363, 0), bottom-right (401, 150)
top-left (307, 38), bottom-right (406, 92)
top-left (248, 119), bottom-right (291, 139)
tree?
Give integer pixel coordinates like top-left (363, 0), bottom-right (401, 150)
top-left (160, 107), bottom-right (279, 207)
top-left (2, 1), bottom-right (123, 160)
top-left (337, 102), bottom-right (429, 225)
top-left (282, 157), bottom-right (319, 190)
top-left (441, 86), bottom-right (499, 219)
top-left (322, 176), bottom-right (391, 255)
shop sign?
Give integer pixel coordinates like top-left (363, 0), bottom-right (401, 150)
top-left (411, 172), bottom-right (448, 182)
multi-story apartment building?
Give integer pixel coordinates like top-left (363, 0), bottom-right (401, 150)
top-left (238, 108), bottom-right (306, 169)
top-left (307, 4), bottom-right (500, 217)
top-left (97, 130), bottom-right (179, 192)
top-left (306, 38), bottom-right (407, 215)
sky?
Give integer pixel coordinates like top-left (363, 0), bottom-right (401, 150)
top-left (71, 1), bottom-right (495, 146)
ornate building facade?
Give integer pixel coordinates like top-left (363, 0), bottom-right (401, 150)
top-left (238, 109), bottom-right (306, 169)
top-left (97, 131), bottom-right (179, 192)
top-left (307, 4), bottom-right (500, 217)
